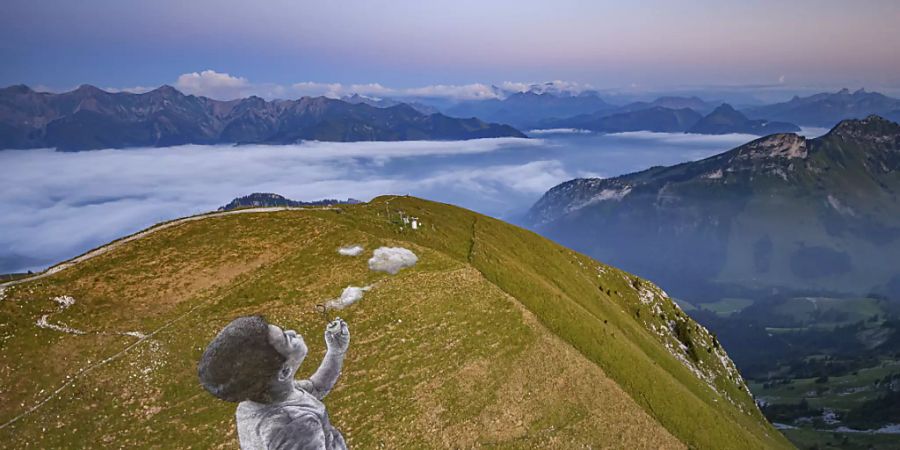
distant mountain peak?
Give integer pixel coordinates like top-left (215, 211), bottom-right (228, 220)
top-left (688, 103), bottom-right (799, 135)
top-left (149, 84), bottom-right (181, 96)
top-left (73, 84), bottom-right (105, 94)
top-left (4, 84), bottom-right (33, 93)
top-left (828, 114), bottom-right (900, 139)
top-left (714, 103), bottom-right (738, 112)
top-left (705, 103), bottom-right (745, 120)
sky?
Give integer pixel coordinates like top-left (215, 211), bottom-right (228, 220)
top-left (2, 0), bottom-right (899, 100)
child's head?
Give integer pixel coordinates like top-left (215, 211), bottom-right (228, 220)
top-left (198, 315), bottom-right (308, 403)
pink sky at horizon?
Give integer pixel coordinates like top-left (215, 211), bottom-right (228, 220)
top-left (2, 0), bottom-right (898, 94)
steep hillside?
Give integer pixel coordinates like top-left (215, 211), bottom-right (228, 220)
top-left (528, 116), bottom-right (900, 300)
top-left (0, 197), bottom-right (788, 448)
top-left (0, 85), bottom-right (524, 151)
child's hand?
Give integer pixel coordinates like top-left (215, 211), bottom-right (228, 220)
top-left (325, 317), bottom-right (350, 354)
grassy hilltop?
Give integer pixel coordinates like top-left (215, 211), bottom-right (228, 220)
top-left (0, 196), bottom-right (790, 448)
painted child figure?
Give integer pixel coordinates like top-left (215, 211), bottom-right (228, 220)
top-left (198, 315), bottom-right (350, 449)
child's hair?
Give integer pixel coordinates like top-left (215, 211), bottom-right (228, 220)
top-left (198, 315), bottom-right (286, 403)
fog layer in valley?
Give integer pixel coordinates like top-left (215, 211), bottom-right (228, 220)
top-left (0, 129), bottom-right (827, 273)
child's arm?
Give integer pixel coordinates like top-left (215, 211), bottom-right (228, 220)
top-left (300, 318), bottom-right (349, 400)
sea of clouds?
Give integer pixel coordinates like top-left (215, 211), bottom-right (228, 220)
top-left (0, 130), bottom-right (806, 273)
top-left (0, 138), bottom-right (554, 272)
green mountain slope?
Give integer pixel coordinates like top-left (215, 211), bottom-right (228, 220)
top-left (0, 197), bottom-right (789, 448)
top-left (528, 116), bottom-right (900, 301)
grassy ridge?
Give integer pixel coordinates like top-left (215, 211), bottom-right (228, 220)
top-left (0, 197), bottom-right (789, 448)
top-left (351, 196), bottom-right (790, 448)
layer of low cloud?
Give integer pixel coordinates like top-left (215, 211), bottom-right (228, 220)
top-left (0, 138), bottom-right (549, 273)
top-left (528, 128), bottom-right (593, 135)
top-left (0, 131), bottom-right (751, 274)
top-left (614, 131), bottom-right (762, 145)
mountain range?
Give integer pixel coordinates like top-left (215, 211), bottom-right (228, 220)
top-left (538, 106), bottom-right (704, 133)
top-left (687, 104), bottom-right (800, 135)
top-left (434, 88), bottom-right (900, 132)
top-left (538, 102), bottom-right (801, 135)
top-left (743, 88), bottom-right (900, 127)
top-left (616, 96), bottom-right (717, 115)
top-left (0, 85), bottom-right (525, 151)
top-left (5, 84), bottom-right (900, 151)
top-left (528, 115), bottom-right (900, 301)
top-left (0, 196), bottom-right (789, 448)
top-left (341, 93), bottom-right (438, 115)
top-left (446, 91), bottom-right (617, 128)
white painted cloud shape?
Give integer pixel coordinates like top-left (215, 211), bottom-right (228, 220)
top-left (326, 285), bottom-right (372, 310)
top-left (338, 245), bottom-right (364, 256)
top-left (368, 247), bottom-right (418, 275)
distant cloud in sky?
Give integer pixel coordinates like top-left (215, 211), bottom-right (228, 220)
top-left (32, 70), bottom-right (898, 104)
top-left (147, 71), bottom-right (596, 101)
top-left (289, 79), bottom-right (505, 101)
top-left (175, 70), bottom-right (252, 99)
top-left (291, 81), bottom-right (346, 98)
top-left (499, 80), bottom-right (594, 95)
top-left (401, 83), bottom-right (500, 100)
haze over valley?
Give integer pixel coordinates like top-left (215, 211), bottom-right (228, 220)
top-left (0, 129), bottom-right (776, 273)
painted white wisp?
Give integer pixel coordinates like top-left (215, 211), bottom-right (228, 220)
top-left (367, 247), bottom-right (418, 275)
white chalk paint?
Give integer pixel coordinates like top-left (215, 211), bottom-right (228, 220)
top-left (35, 295), bottom-right (85, 334)
top-left (338, 245), bottom-right (364, 256)
top-left (326, 285), bottom-right (372, 309)
top-left (368, 247), bottom-right (418, 275)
